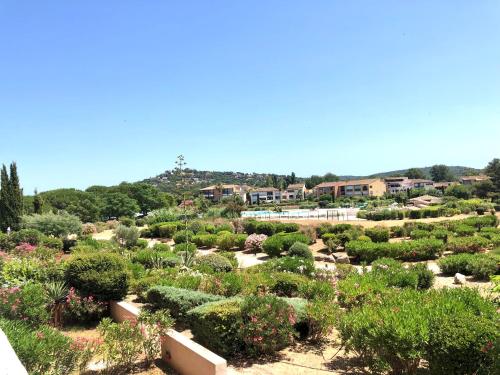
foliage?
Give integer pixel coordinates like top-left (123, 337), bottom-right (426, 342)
top-left (439, 253), bottom-right (499, 279)
top-left (22, 212), bottom-right (82, 237)
top-left (63, 287), bottom-right (108, 324)
top-left (270, 272), bottom-right (309, 297)
top-left (195, 253), bottom-right (234, 273)
top-left (306, 298), bottom-right (338, 342)
top-left (0, 283), bottom-right (50, 326)
top-left (244, 233), bottom-right (268, 254)
top-left (146, 285), bottom-right (224, 321)
top-left (257, 256), bottom-right (315, 276)
top-left (100, 192), bottom-right (140, 220)
top-left (288, 241), bottom-right (313, 259)
top-left (39, 188), bottom-right (101, 223)
top-left (255, 222), bottom-right (275, 236)
top-left (188, 298), bottom-right (244, 356)
top-left (65, 252), bottom-right (129, 301)
top-left (0, 318), bottom-right (82, 375)
top-left (132, 249), bottom-right (179, 269)
top-left (173, 229), bottom-right (194, 244)
top-left (446, 236), bottom-right (490, 253)
top-left (262, 235), bottom-right (284, 257)
top-left (97, 317), bottom-right (143, 372)
top-left (364, 226), bottom-right (390, 243)
top-left (430, 164), bottom-right (455, 182)
top-left (137, 309), bottom-right (174, 366)
top-left (113, 224), bottom-right (139, 248)
top-left (0, 163), bottom-right (23, 231)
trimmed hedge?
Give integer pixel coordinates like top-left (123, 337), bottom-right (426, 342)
top-left (346, 238), bottom-right (443, 263)
top-left (288, 242), bottom-right (313, 259)
top-left (195, 253), bottom-right (233, 273)
top-left (439, 253), bottom-right (498, 279)
top-left (364, 227), bottom-right (390, 243)
top-left (446, 236), bottom-right (490, 254)
top-left (146, 286), bottom-right (224, 320)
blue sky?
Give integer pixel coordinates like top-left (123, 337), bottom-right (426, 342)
top-left (1, 1), bottom-right (499, 193)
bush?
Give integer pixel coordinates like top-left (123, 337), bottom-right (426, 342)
top-left (173, 230), bottom-right (194, 244)
top-left (192, 234), bottom-right (218, 248)
top-left (274, 222), bottom-right (299, 233)
top-left (188, 298), bottom-right (243, 356)
top-left (174, 242), bottom-right (197, 254)
top-left (63, 287), bottom-right (108, 324)
top-left (439, 253), bottom-right (498, 279)
top-left (255, 222), bottom-right (275, 236)
top-left (119, 216), bottom-right (135, 227)
top-left (146, 286), bottom-right (224, 321)
top-left (234, 234), bottom-right (248, 250)
top-left (22, 212), bottom-right (82, 237)
top-left (242, 219), bottom-right (258, 234)
top-left (446, 236), bottom-right (490, 254)
top-left (217, 233), bottom-right (236, 251)
top-left (306, 299), bottom-right (338, 342)
top-left (288, 242), bottom-right (313, 259)
top-left (390, 226), bottom-right (405, 238)
top-left (454, 224), bottom-right (477, 237)
top-left (462, 215), bottom-right (498, 229)
top-left (0, 319), bottom-right (82, 374)
top-left (157, 223), bottom-right (179, 238)
top-left (279, 232), bottom-right (311, 251)
top-left (261, 256), bottom-right (316, 276)
top-left (239, 295), bottom-right (296, 356)
top-left (132, 249), bottom-right (179, 269)
top-left (0, 283), bottom-right (50, 326)
top-left (196, 253), bottom-right (233, 273)
top-left (408, 263), bottom-right (435, 289)
top-left (364, 227), bottom-right (389, 243)
top-left (410, 229), bottom-right (431, 240)
top-left (262, 235), bottom-right (284, 257)
top-left (11, 228), bottom-right (44, 245)
top-left (244, 233), bottom-right (268, 254)
top-left (65, 252), bottom-right (129, 301)
top-left (214, 223), bottom-right (234, 233)
top-left (113, 224), bottom-right (139, 248)
top-left (270, 272), bottom-right (309, 297)
top-left (41, 236), bottom-right (64, 251)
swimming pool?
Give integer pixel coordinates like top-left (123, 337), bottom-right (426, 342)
top-left (241, 208), bottom-right (360, 221)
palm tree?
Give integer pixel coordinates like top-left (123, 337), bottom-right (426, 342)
top-left (45, 281), bottom-right (69, 327)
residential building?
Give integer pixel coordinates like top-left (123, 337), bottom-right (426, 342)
top-left (249, 187), bottom-right (281, 204)
top-left (282, 183), bottom-right (306, 201)
top-left (409, 179), bottom-right (434, 190)
top-left (433, 181), bottom-right (454, 192)
top-left (459, 175), bottom-right (490, 185)
top-left (384, 177), bottom-right (413, 194)
top-left (200, 184), bottom-right (247, 202)
top-left (314, 178), bottom-right (387, 198)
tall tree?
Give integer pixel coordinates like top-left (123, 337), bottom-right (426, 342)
top-left (430, 164), bottom-right (454, 182)
top-left (9, 163), bottom-right (23, 227)
top-left (0, 163), bottom-right (23, 231)
top-left (33, 189), bottom-right (43, 214)
top-left (406, 168), bottom-right (426, 179)
top-left (0, 165), bottom-right (10, 230)
top-left (484, 158), bottom-right (500, 192)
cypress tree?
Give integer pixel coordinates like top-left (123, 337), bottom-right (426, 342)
top-left (9, 162), bottom-right (23, 229)
top-left (33, 189), bottom-right (43, 214)
top-left (0, 165), bottom-right (11, 231)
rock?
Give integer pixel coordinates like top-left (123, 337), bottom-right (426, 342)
top-left (314, 254), bottom-right (335, 263)
top-left (454, 273), bottom-right (466, 285)
top-left (334, 253), bottom-right (350, 264)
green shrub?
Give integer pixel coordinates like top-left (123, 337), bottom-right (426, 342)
top-left (119, 216), bottom-right (135, 227)
top-left (408, 263), bottom-right (435, 289)
top-left (234, 234), bottom-right (248, 250)
top-left (242, 219), bottom-right (258, 234)
top-left (216, 233), bottom-right (235, 251)
top-left (192, 234), bottom-right (218, 248)
top-left (41, 236), bottom-right (64, 251)
top-left (174, 242), bottom-right (197, 254)
top-left (410, 229), bottom-right (431, 240)
top-left (152, 242), bottom-right (171, 252)
top-left (22, 212), bottom-right (82, 237)
top-left (0, 282), bottom-right (50, 326)
top-left (217, 251), bottom-right (239, 269)
top-left (173, 230), bottom-right (194, 244)
top-left (158, 223), bottom-right (179, 238)
top-left (462, 215), bottom-right (498, 229)
top-left (274, 222), bottom-right (299, 233)
top-left (262, 235), bottom-right (283, 257)
top-left (279, 232), bottom-right (311, 251)
top-left (454, 224), bottom-right (477, 237)
top-left (364, 227), bottom-right (389, 243)
top-left (439, 253), bottom-right (498, 279)
top-left (446, 236), bottom-right (490, 253)
top-left (188, 298), bottom-right (244, 356)
top-left (256, 256), bottom-right (315, 276)
top-left (146, 286), bottom-right (224, 320)
top-left (270, 272), bottom-right (309, 297)
top-left (390, 226), bottom-right (405, 238)
top-left (199, 272), bottom-right (244, 297)
top-left (288, 242), bottom-right (313, 259)
top-left (65, 252), bottom-right (129, 301)
top-left (0, 319), bottom-right (81, 374)
top-left (132, 249), bottom-right (179, 269)
top-left (256, 222), bottom-right (275, 236)
top-left (11, 228), bottom-right (44, 245)
top-left (337, 271), bottom-right (391, 309)
top-left (196, 253), bottom-right (233, 273)
top-left (113, 224), bottom-right (139, 248)
top-left (239, 295), bottom-right (296, 356)
top-left (305, 298), bottom-right (338, 342)
top-left (214, 223), bottom-right (234, 233)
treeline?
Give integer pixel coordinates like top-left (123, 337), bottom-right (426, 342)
top-left (24, 182), bottom-right (175, 223)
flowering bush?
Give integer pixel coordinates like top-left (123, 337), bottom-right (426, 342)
top-left (63, 287), bottom-right (108, 324)
top-left (239, 295), bottom-right (297, 355)
top-left (0, 283), bottom-right (50, 326)
top-left (137, 309), bottom-right (174, 366)
top-left (81, 223), bottom-right (97, 235)
top-left (13, 242), bottom-right (37, 256)
top-left (244, 233), bottom-right (268, 254)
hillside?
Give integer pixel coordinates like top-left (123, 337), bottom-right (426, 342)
top-left (144, 165), bottom-right (481, 194)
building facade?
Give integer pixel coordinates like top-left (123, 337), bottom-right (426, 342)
top-left (248, 187), bottom-right (281, 204)
top-left (314, 178), bottom-right (387, 198)
top-left (200, 184), bottom-right (247, 202)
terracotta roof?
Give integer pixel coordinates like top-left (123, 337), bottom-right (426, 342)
top-left (287, 183), bottom-right (305, 189)
top-left (314, 178), bottom-right (381, 188)
top-left (200, 184), bottom-right (241, 191)
top-left (460, 175), bottom-right (489, 181)
top-left (250, 187), bottom-right (280, 192)
top-left (408, 179), bottom-right (434, 184)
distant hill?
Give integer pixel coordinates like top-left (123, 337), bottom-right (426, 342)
top-left (144, 165), bottom-right (481, 194)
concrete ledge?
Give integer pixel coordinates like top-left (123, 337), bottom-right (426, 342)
top-left (0, 329), bottom-right (28, 375)
top-left (161, 330), bottom-right (227, 375)
top-left (110, 300), bottom-right (227, 375)
top-left (110, 300), bottom-right (140, 323)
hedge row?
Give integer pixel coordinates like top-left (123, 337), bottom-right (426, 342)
top-left (439, 253), bottom-right (499, 280)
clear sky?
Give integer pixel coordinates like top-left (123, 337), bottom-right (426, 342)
top-left (1, 1), bottom-right (499, 193)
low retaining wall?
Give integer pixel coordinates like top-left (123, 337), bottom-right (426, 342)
top-left (109, 301), bottom-right (227, 375)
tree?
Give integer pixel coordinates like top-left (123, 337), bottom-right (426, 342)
top-left (117, 182), bottom-right (169, 215)
top-left (430, 165), bottom-right (454, 182)
top-left (100, 192), bottom-right (139, 220)
top-left (444, 184), bottom-right (472, 199)
top-left (41, 188), bottom-right (101, 223)
top-left (406, 168), bottom-right (426, 180)
top-left (0, 162), bottom-right (23, 231)
top-left (33, 189), bottom-right (43, 214)
top-left (22, 212), bottom-right (82, 237)
top-left (473, 180), bottom-right (495, 199)
top-left (484, 158), bottom-right (500, 192)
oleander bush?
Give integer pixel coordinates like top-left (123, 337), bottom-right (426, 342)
top-left (288, 241), bottom-right (313, 259)
top-left (0, 318), bottom-right (83, 375)
top-left (446, 236), bottom-right (490, 253)
top-left (0, 283), bottom-right (50, 326)
top-left (244, 233), bottom-right (268, 254)
top-left (195, 253), bottom-right (233, 273)
top-left (364, 227), bottom-right (390, 243)
top-left (439, 253), bottom-right (499, 279)
top-left (146, 286), bottom-right (224, 321)
top-left (65, 252), bottom-right (129, 301)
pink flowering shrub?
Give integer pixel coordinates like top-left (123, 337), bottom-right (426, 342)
top-left (0, 283), bottom-right (50, 326)
top-left (239, 295), bottom-right (296, 355)
top-left (63, 287), bottom-right (108, 324)
top-left (244, 233), bottom-right (268, 254)
top-left (13, 242), bottom-right (37, 256)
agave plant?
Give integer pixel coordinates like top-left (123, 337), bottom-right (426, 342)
top-left (179, 251), bottom-right (196, 268)
top-left (45, 281), bottom-right (69, 327)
